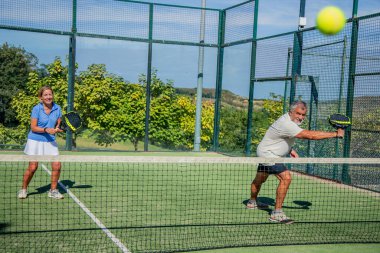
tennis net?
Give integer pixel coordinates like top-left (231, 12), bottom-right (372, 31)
top-left (1, 155), bottom-right (380, 252)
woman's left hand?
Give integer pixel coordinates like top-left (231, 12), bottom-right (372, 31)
top-left (54, 127), bottom-right (64, 133)
top-left (46, 128), bottom-right (63, 134)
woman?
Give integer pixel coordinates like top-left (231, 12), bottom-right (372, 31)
top-left (18, 86), bottom-right (64, 199)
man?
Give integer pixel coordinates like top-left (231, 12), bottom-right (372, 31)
top-left (246, 101), bottom-right (344, 223)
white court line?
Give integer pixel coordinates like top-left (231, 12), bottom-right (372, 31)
top-left (41, 164), bottom-right (131, 253)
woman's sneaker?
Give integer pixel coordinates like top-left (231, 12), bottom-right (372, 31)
top-left (269, 210), bottom-right (294, 224)
top-left (246, 199), bottom-right (269, 209)
top-left (18, 189), bottom-right (28, 199)
top-left (48, 189), bottom-right (64, 199)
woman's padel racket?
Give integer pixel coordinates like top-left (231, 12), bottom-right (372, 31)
top-left (59, 111), bottom-right (83, 133)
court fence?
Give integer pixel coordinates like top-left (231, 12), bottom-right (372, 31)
top-left (1, 0), bottom-right (380, 251)
top-left (0, 0), bottom-right (379, 159)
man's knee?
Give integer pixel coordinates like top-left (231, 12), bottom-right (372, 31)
top-left (278, 171), bottom-right (292, 185)
top-left (252, 173), bottom-right (268, 185)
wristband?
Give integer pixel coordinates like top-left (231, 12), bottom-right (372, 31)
top-left (43, 127), bottom-right (47, 133)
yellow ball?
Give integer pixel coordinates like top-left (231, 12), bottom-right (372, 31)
top-left (316, 6), bottom-right (346, 35)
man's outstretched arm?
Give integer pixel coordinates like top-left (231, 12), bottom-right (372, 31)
top-left (296, 128), bottom-right (344, 140)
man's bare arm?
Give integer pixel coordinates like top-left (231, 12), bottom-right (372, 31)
top-left (296, 128), bottom-right (344, 140)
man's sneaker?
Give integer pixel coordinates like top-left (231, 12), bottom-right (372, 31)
top-left (18, 189), bottom-right (28, 199)
top-left (48, 189), bottom-right (64, 199)
top-left (269, 210), bottom-right (294, 224)
top-left (246, 199), bottom-right (269, 209)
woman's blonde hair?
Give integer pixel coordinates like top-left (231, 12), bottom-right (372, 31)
top-left (38, 86), bottom-right (54, 98)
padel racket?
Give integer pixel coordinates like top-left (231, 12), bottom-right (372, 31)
top-left (328, 113), bottom-right (351, 129)
top-left (59, 111), bottom-right (82, 133)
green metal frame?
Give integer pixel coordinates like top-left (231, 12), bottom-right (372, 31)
top-left (212, 10), bottom-right (226, 151)
top-left (290, 31), bottom-right (303, 104)
top-left (283, 47), bottom-right (292, 114)
top-left (144, 4), bottom-right (154, 151)
top-left (1, 0), bottom-right (377, 156)
top-left (306, 76), bottom-right (319, 174)
top-left (116, 0), bottom-right (221, 11)
top-left (342, 0), bottom-right (360, 184)
top-left (65, 0), bottom-right (77, 151)
top-left (245, 0), bottom-right (260, 156)
top-left (333, 36), bottom-right (348, 180)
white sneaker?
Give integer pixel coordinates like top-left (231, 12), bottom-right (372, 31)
top-left (269, 210), bottom-right (294, 224)
top-left (246, 199), bottom-right (269, 209)
top-left (18, 189), bottom-right (28, 199)
top-left (48, 189), bottom-right (64, 199)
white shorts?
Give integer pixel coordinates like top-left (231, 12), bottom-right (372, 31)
top-left (24, 139), bottom-right (59, 156)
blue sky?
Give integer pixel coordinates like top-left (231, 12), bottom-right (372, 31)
top-left (1, 0), bottom-right (379, 98)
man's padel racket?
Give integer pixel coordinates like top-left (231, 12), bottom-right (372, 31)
top-left (328, 113), bottom-right (351, 129)
top-left (59, 111), bottom-right (82, 133)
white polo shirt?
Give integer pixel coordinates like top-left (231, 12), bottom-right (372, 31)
top-left (257, 113), bottom-right (303, 158)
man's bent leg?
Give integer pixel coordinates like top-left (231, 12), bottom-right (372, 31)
top-left (246, 171), bottom-right (270, 209)
top-left (274, 170), bottom-right (292, 210)
top-left (251, 171), bottom-right (269, 200)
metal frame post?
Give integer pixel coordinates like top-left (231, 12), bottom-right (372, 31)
top-left (212, 10), bottom-right (226, 151)
top-left (245, 0), bottom-right (259, 156)
top-left (290, 0), bottom-right (306, 104)
top-left (194, 0), bottom-right (207, 151)
top-left (144, 4), bottom-right (154, 151)
top-left (66, 0), bottom-right (77, 151)
top-left (283, 47), bottom-right (292, 114)
top-left (342, 0), bottom-right (359, 183)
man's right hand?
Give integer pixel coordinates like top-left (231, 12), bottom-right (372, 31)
top-left (337, 128), bottom-right (345, 138)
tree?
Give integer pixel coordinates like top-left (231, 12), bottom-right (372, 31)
top-left (139, 70), bottom-right (214, 150)
top-left (77, 64), bottom-right (146, 150)
top-left (8, 59), bottom-right (215, 151)
top-left (219, 105), bottom-right (248, 153)
top-left (0, 43), bottom-right (38, 126)
top-left (177, 97), bottom-right (214, 150)
top-left (139, 70), bottom-right (185, 149)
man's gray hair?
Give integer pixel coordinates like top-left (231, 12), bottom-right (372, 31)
top-left (289, 101), bottom-right (307, 112)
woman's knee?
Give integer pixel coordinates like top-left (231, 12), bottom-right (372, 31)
top-left (28, 162), bottom-right (39, 173)
top-left (51, 162), bottom-right (61, 171)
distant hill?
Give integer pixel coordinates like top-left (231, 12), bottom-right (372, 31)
top-left (175, 87), bottom-right (264, 109)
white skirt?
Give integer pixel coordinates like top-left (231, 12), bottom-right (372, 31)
top-left (24, 139), bottom-right (59, 156)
